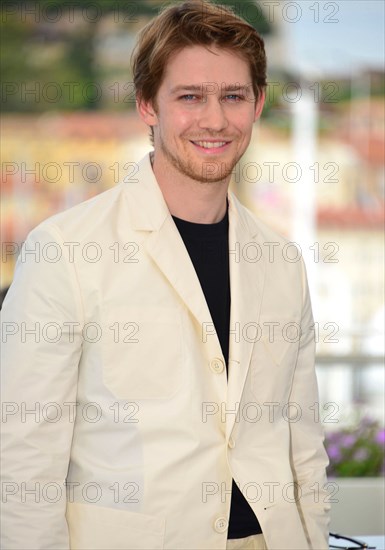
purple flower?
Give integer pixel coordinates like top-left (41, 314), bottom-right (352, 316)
top-left (375, 429), bottom-right (385, 446)
top-left (325, 418), bottom-right (384, 476)
top-left (327, 444), bottom-right (342, 461)
top-left (353, 448), bottom-right (369, 462)
top-left (326, 431), bottom-right (341, 444)
top-left (340, 434), bottom-right (356, 448)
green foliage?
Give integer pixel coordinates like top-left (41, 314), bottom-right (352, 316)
top-left (325, 417), bottom-right (385, 477)
top-left (1, 0), bottom-right (270, 112)
top-left (209, 0), bottom-right (271, 34)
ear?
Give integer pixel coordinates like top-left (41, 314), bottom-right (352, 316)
top-left (254, 90), bottom-right (266, 121)
top-left (136, 97), bottom-right (159, 126)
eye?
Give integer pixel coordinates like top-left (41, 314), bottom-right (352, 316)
top-left (179, 94), bottom-right (200, 101)
top-left (223, 94), bottom-right (244, 102)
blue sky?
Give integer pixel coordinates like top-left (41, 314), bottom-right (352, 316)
top-left (282, 0), bottom-right (384, 76)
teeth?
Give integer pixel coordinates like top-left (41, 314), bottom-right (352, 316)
top-left (193, 141), bottom-right (227, 149)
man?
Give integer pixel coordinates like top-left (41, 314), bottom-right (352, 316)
top-left (1, 1), bottom-right (330, 548)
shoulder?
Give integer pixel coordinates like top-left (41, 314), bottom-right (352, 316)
top-left (26, 153), bottom-right (154, 242)
top-left (230, 192), bottom-right (306, 286)
top-left (26, 183), bottom-right (127, 244)
top-left (27, 155), bottom-right (156, 243)
top-left (230, 191), bottom-right (290, 246)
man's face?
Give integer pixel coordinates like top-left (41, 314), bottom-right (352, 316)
top-left (139, 45), bottom-right (265, 184)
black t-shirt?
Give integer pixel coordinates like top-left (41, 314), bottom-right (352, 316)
top-left (172, 206), bottom-right (262, 539)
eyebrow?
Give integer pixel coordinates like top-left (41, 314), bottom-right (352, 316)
top-left (169, 84), bottom-right (250, 95)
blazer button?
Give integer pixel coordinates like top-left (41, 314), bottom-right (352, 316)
top-left (214, 516), bottom-right (228, 533)
top-left (210, 357), bottom-right (225, 374)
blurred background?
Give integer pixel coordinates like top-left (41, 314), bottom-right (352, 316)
top-left (1, 0), bottom-right (384, 536)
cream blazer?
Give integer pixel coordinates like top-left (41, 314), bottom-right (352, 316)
top-left (1, 153), bottom-right (330, 549)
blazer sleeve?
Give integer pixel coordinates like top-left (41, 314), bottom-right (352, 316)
top-left (287, 258), bottom-right (331, 549)
top-left (1, 223), bottom-right (84, 549)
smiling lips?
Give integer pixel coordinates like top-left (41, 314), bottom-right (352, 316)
top-left (190, 140), bottom-right (231, 152)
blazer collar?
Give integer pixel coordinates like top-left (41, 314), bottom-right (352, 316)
top-left (124, 153), bottom-right (259, 239)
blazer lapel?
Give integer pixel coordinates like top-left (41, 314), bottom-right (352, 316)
top-left (226, 192), bottom-right (266, 440)
top-left (144, 219), bottom-right (216, 333)
top-left (124, 154), bottom-right (221, 352)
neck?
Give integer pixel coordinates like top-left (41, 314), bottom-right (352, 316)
top-left (150, 151), bottom-right (229, 224)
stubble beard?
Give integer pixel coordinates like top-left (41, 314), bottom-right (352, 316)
top-left (158, 133), bottom-right (240, 184)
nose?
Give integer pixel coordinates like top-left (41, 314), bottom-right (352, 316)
top-left (198, 97), bottom-right (229, 132)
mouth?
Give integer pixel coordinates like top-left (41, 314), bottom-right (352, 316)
top-left (190, 140), bottom-right (231, 154)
